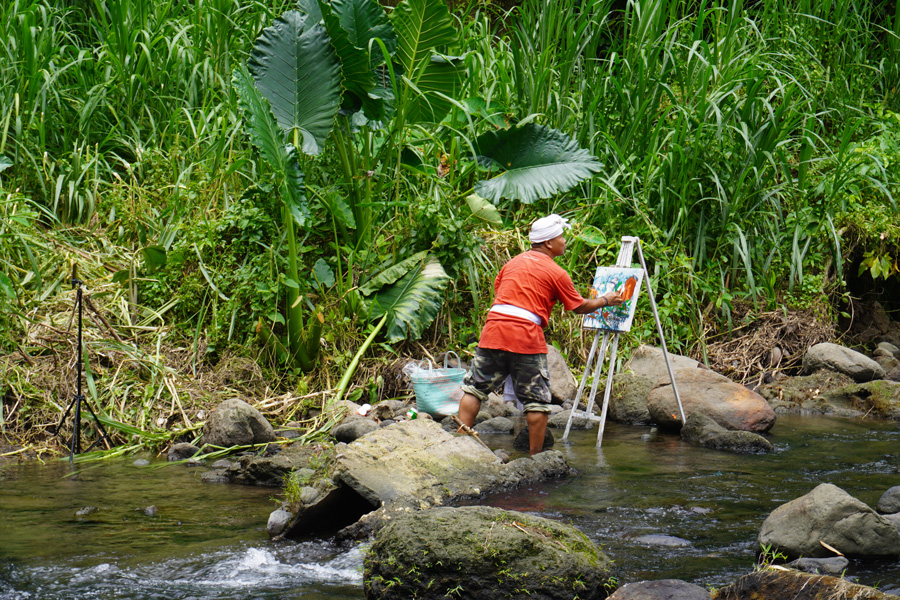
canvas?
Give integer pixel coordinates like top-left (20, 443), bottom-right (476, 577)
top-left (582, 267), bottom-right (644, 332)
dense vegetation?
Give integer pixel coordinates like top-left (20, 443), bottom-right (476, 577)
top-left (1, 0), bottom-right (898, 457)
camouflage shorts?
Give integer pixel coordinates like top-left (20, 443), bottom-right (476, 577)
top-left (461, 348), bottom-right (551, 413)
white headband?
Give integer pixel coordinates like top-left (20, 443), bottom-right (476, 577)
top-left (529, 214), bottom-right (571, 244)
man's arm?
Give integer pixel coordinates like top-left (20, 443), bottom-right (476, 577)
top-left (572, 291), bottom-right (626, 314)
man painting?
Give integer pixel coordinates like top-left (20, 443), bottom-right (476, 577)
top-left (458, 214), bottom-right (625, 454)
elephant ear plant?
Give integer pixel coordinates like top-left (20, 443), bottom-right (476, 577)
top-left (232, 0), bottom-right (457, 377)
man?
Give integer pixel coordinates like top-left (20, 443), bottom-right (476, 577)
top-left (458, 214), bottom-right (625, 454)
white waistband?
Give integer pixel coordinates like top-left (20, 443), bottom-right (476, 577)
top-left (489, 304), bottom-right (543, 325)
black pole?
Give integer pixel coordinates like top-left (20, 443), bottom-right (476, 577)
top-left (55, 268), bottom-right (113, 461)
top-left (71, 277), bottom-right (84, 459)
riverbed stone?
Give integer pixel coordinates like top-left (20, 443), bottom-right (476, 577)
top-left (202, 398), bottom-right (276, 447)
top-left (167, 442), bottom-right (200, 461)
top-left (549, 409), bottom-right (593, 429)
top-left (757, 483), bottom-right (900, 559)
top-left (474, 416), bottom-right (514, 434)
top-left (680, 412), bottom-right (774, 454)
top-left (625, 344), bottom-right (704, 385)
top-left (267, 508), bottom-right (293, 537)
top-left (648, 368), bottom-right (776, 433)
top-left (803, 342), bottom-right (886, 382)
top-left (548, 345), bottom-right (578, 403)
top-left (758, 370), bottom-right (856, 415)
top-left (786, 556), bottom-right (849, 575)
top-left (332, 416), bottom-right (379, 443)
top-left (609, 579), bottom-right (711, 599)
top-left (821, 380), bottom-right (900, 420)
top-left (711, 568), bottom-right (893, 600)
top-left (879, 486), bottom-right (900, 514)
top-left (609, 372), bottom-right (653, 424)
top-left (363, 505), bottom-right (614, 600)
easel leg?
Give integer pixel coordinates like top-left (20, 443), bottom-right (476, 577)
top-left (596, 334), bottom-right (620, 447)
top-left (635, 240), bottom-right (686, 423)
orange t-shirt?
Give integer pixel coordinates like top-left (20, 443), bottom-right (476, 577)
top-left (478, 250), bottom-right (586, 354)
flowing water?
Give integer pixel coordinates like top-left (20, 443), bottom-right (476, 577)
top-left (2, 414), bottom-right (899, 599)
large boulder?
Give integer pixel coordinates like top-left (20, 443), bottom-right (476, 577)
top-left (625, 345), bottom-right (703, 385)
top-left (803, 342), bottom-right (886, 382)
top-left (609, 372), bottom-right (653, 424)
top-left (757, 483), bottom-right (900, 559)
top-left (202, 398), bottom-right (276, 447)
top-left (276, 419), bottom-right (572, 539)
top-left (363, 505), bottom-right (615, 600)
top-left (648, 369), bottom-right (776, 432)
top-left (680, 412), bottom-right (774, 453)
top-left (609, 579), bottom-right (711, 599)
top-left (758, 371), bottom-right (856, 415)
top-left (548, 345), bottom-right (578, 404)
top-left (712, 568), bottom-right (893, 600)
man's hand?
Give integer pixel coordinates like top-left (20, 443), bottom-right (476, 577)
top-left (573, 290), bottom-right (627, 314)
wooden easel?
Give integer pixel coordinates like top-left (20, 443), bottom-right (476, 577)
top-left (562, 236), bottom-right (686, 447)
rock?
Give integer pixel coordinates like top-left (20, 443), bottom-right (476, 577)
top-left (610, 372), bottom-right (653, 424)
top-left (299, 486), bottom-right (320, 505)
top-left (759, 371), bottom-right (856, 415)
top-left (226, 452), bottom-right (298, 486)
top-left (609, 579), bottom-right (711, 599)
top-left (279, 420), bottom-right (571, 539)
top-left (548, 345), bottom-right (578, 403)
top-left (332, 417), bottom-right (379, 443)
top-left (200, 470), bottom-right (230, 483)
top-left (548, 409), bottom-right (593, 430)
top-left (879, 486), bottom-right (900, 514)
top-left (75, 506), bottom-right (99, 517)
top-left (484, 393), bottom-right (520, 418)
top-left (202, 398), bottom-right (276, 447)
top-left (267, 508), bottom-right (293, 537)
top-left (648, 369), bottom-right (776, 432)
top-left (363, 505), bottom-right (614, 600)
top-left (803, 343), bottom-right (886, 382)
top-left (513, 425), bottom-right (555, 450)
top-left (167, 442), bottom-right (200, 462)
top-left (680, 412), bottom-right (774, 453)
top-left (711, 568), bottom-right (894, 600)
top-left (625, 344), bottom-right (704, 385)
top-left (877, 342), bottom-right (900, 358)
top-left (474, 416), bottom-right (514, 434)
top-left (276, 421), bottom-right (303, 439)
top-left (758, 483), bottom-right (900, 558)
top-left (142, 505), bottom-right (158, 517)
top-left (132, 458), bottom-right (150, 467)
top-left (786, 556), bottom-right (849, 575)
top-left (211, 459), bottom-right (235, 469)
top-left (822, 380), bottom-right (900, 420)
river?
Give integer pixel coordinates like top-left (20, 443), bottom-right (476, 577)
top-left (1, 414), bottom-right (898, 598)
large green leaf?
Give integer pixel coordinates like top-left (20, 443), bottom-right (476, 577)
top-left (248, 10), bottom-right (342, 155)
top-left (390, 0), bottom-right (456, 77)
top-left (332, 0), bottom-right (397, 60)
top-left (369, 254), bottom-right (449, 342)
top-left (404, 55), bottom-right (462, 124)
top-left (359, 249), bottom-right (428, 296)
top-left (233, 66), bottom-right (308, 226)
top-left (473, 123), bottom-right (603, 203)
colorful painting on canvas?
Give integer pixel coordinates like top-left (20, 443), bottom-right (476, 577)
top-left (582, 267), bottom-right (644, 332)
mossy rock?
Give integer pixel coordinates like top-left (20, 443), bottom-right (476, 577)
top-left (364, 505), bottom-right (615, 600)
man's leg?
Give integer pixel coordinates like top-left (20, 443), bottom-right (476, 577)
top-left (526, 411), bottom-right (549, 455)
top-left (457, 392), bottom-right (481, 428)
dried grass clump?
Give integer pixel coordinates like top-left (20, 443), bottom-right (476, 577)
top-left (704, 305), bottom-right (835, 385)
